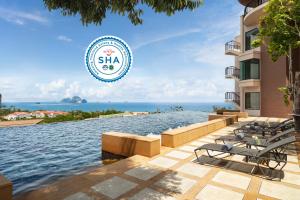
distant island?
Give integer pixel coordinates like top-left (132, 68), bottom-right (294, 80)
top-left (61, 96), bottom-right (88, 104)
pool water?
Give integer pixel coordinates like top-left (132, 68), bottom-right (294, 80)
top-left (0, 111), bottom-right (208, 195)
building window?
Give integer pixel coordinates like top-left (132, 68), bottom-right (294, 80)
top-left (245, 28), bottom-right (259, 51)
top-left (240, 59), bottom-right (260, 80)
top-left (245, 92), bottom-right (260, 110)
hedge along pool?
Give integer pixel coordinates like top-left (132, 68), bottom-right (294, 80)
top-left (0, 111), bottom-right (208, 195)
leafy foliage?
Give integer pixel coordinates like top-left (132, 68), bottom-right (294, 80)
top-left (0, 106), bottom-right (28, 117)
top-left (43, 0), bottom-right (203, 26)
top-left (252, 0), bottom-right (300, 111)
top-left (212, 106), bottom-right (227, 112)
top-left (170, 105), bottom-right (184, 111)
top-left (40, 109), bottom-right (123, 124)
top-left (252, 0), bottom-right (300, 61)
top-left (212, 106), bottom-right (238, 115)
top-left (278, 86), bottom-right (291, 106)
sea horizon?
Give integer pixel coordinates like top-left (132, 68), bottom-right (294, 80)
top-left (2, 101), bottom-right (226, 103)
top-left (2, 102), bottom-right (232, 112)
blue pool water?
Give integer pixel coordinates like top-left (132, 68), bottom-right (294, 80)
top-left (0, 110), bottom-right (213, 195)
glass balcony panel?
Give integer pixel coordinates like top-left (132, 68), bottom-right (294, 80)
top-left (245, 92), bottom-right (260, 110)
top-left (250, 62), bottom-right (260, 79)
top-left (240, 59), bottom-right (260, 80)
top-left (245, 28), bottom-right (259, 51)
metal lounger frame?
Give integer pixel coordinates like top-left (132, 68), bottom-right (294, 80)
top-left (194, 136), bottom-right (295, 179)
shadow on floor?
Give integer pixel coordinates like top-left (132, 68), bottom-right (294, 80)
top-left (192, 155), bottom-right (285, 180)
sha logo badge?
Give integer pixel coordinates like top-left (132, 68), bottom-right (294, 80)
top-left (85, 36), bottom-right (133, 82)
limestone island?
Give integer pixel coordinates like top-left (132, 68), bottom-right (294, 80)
top-left (61, 96), bottom-right (88, 104)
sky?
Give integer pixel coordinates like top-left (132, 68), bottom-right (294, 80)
top-left (0, 0), bottom-right (243, 102)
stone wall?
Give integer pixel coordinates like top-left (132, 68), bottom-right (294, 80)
top-left (102, 132), bottom-right (160, 157)
top-left (208, 114), bottom-right (238, 122)
top-left (102, 116), bottom-right (237, 156)
top-left (161, 118), bottom-right (235, 148)
top-left (222, 112), bottom-right (248, 118)
top-left (0, 174), bottom-right (12, 200)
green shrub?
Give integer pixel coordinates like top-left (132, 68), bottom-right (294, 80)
top-left (212, 106), bottom-right (239, 115)
top-left (39, 109), bottom-right (123, 124)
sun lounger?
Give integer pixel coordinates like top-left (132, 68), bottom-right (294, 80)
top-left (240, 118), bottom-right (292, 130)
top-left (194, 136), bottom-right (296, 176)
top-left (234, 118), bottom-right (294, 136)
top-left (215, 128), bottom-right (295, 147)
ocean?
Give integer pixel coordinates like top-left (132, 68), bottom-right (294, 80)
top-left (2, 102), bottom-right (232, 112)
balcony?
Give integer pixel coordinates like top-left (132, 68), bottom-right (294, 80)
top-left (243, 0), bottom-right (268, 15)
top-left (239, 48), bottom-right (261, 61)
top-left (243, 0), bottom-right (268, 26)
top-left (225, 66), bottom-right (240, 79)
top-left (239, 0), bottom-right (268, 7)
top-left (225, 92), bottom-right (240, 106)
top-left (239, 58), bottom-right (260, 88)
top-left (240, 79), bottom-right (260, 87)
top-left (225, 41), bottom-right (241, 56)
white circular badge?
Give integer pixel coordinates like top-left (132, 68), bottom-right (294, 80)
top-left (85, 36), bottom-right (133, 82)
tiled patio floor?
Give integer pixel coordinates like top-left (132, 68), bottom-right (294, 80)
top-left (16, 117), bottom-right (300, 200)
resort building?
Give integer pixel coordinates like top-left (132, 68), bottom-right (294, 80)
top-left (3, 111), bottom-right (68, 120)
top-left (31, 111), bottom-right (46, 118)
top-left (225, 0), bottom-right (300, 118)
top-left (45, 111), bottom-right (68, 118)
top-left (31, 111), bottom-right (68, 118)
top-left (3, 112), bottom-right (32, 121)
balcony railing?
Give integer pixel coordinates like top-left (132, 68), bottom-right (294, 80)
top-left (225, 66), bottom-right (240, 79)
top-left (225, 92), bottom-right (240, 106)
top-left (225, 41), bottom-right (241, 55)
top-left (244, 0), bottom-right (268, 16)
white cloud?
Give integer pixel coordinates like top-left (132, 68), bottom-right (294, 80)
top-left (0, 7), bottom-right (48, 25)
top-left (57, 35), bottom-right (73, 43)
top-left (0, 77), bottom-right (16, 90)
top-left (35, 79), bottom-right (66, 96)
top-left (184, 42), bottom-right (234, 66)
top-left (177, 13), bottom-right (240, 67)
top-left (64, 82), bottom-right (80, 97)
top-left (131, 1), bottom-right (242, 52)
top-left (29, 75), bottom-right (231, 102)
top-left (132, 28), bottom-right (202, 51)
top-left (0, 76), bottom-right (39, 102)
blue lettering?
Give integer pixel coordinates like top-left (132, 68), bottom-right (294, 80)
top-left (99, 56), bottom-right (120, 64)
top-left (105, 57), bottom-right (112, 63)
top-left (113, 57), bottom-right (120, 64)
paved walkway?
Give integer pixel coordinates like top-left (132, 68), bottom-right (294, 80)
top-left (0, 119), bottom-right (43, 128)
top-left (16, 117), bottom-right (300, 200)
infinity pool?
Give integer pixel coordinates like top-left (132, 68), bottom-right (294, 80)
top-left (0, 111), bottom-right (208, 195)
